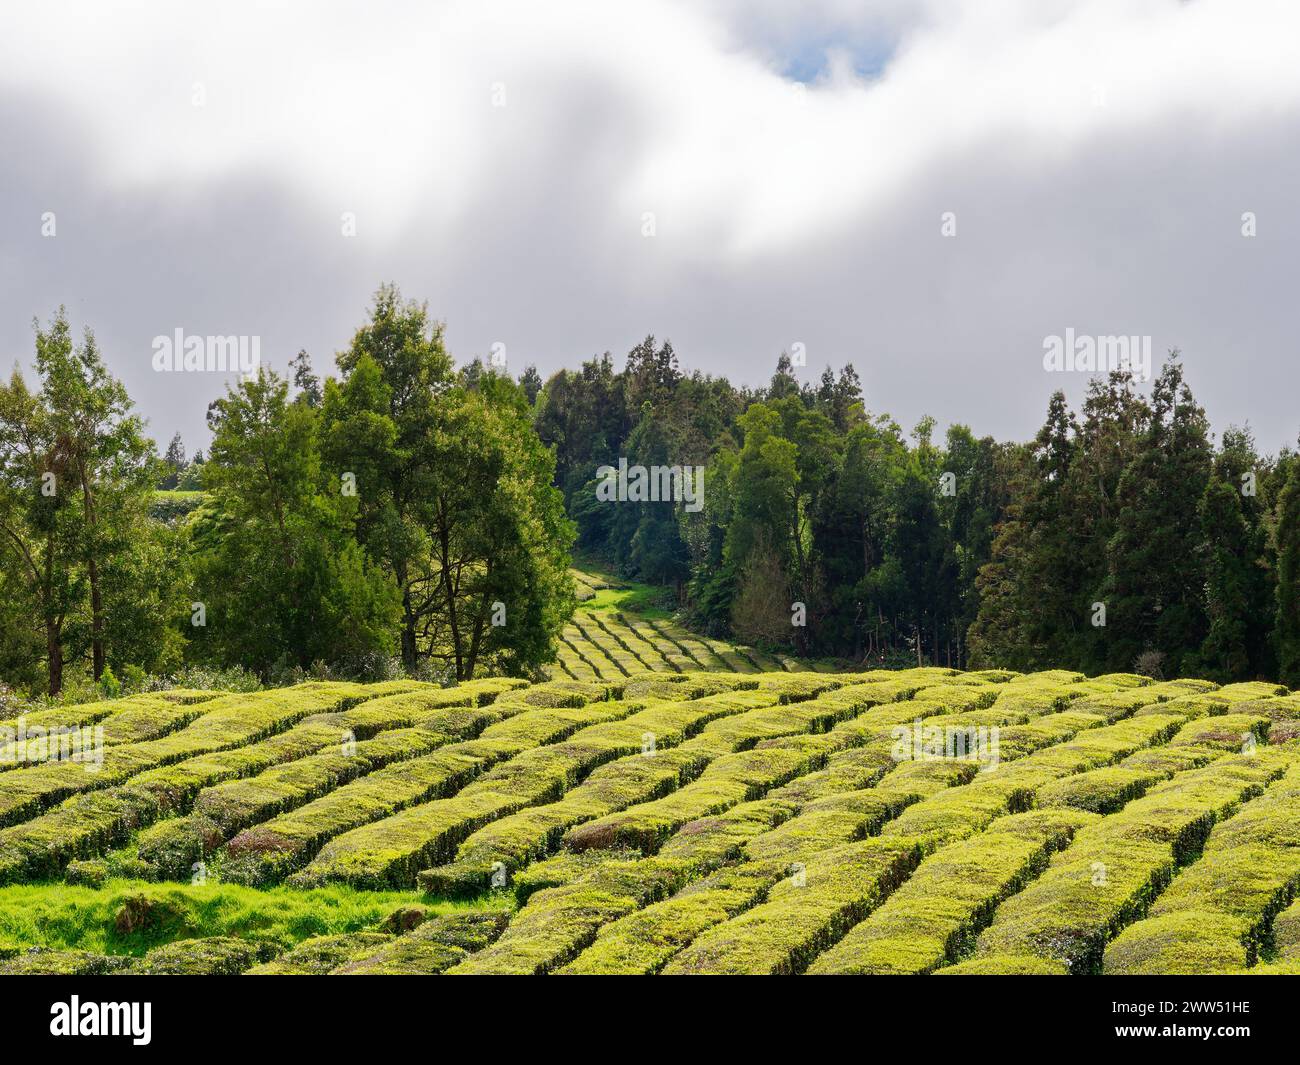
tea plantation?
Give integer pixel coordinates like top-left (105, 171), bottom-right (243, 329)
top-left (4, 651), bottom-right (1300, 975)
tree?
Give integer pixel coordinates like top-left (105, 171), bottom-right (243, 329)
top-left (1212, 427), bottom-right (1275, 678)
top-left (767, 353), bottom-right (800, 401)
top-left (290, 349), bottom-right (323, 407)
top-left (890, 463), bottom-right (951, 665)
top-left (196, 367), bottom-right (399, 675)
top-left (322, 284), bottom-right (455, 670)
top-left (1101, 357), bottom-right (1212, 674)
top-left (0, 311), bottom-right (167, 695)
top-left (966, 448), bottom-right (1037, 670)
top-left (421, 377), bottom-right (575, 678)
top-left (939, 426), bottom-right (1006, 667)
top-left (534, 354), bottom-right (626, 507)
top-left (730, 534), bottom-right (793, 647)
top-left (519, 365), bottom-right (543, 406)
top-left (0, 367), bottom-right (81, 695)
top-left (968, 391), bottom-right (1080, 670)
top-left (36, 311), bottom-right (157, 681)
top-left (620, 403), bottom-right (691, 590)
top-left (819, 414), bottom-right (908, 659)
top-left (725, 403), bottom-right (798, 572)
top-left (162, 433), bottom-right (186, 489)
top-left (323, 285), bottom-right (574, 677)
top-left (624, 335), bottom-right (680, 417)
top-left (1196, 428), bottom-right (1272, 680)
top-left (0, 538), bottom-right (45, 693)
top-left (1199, 476), bottom-right (1253, 680)
top-left (1276, 457), bottom-right (1300, 686)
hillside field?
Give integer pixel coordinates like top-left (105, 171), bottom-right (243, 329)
top-left (553, 567), bottom-right (832, 680)
top-left (5, 641), bottom-right (1300, 974)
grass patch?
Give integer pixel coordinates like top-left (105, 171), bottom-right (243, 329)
top-left (0, 877), bottom-right (500, 956)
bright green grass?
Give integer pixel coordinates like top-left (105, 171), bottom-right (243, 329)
top-left (0, 879), bottom-right (508, 956)
top-left (576, 582), bottom-right (667, 617)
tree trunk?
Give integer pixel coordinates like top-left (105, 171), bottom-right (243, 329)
top-left (400, 622), bottom-right (417, 672)
top-left (89, 555), bottom-right (104, 680)
top-left (434, 507), bottom-right (464, 679)
top-left (395, 561), bottom-right (418, 671)
top-left (79, 473), bottom-right (105, 680)
top-left (46, 619), bottom-right (63, 697)
top-left (464, 613), bottom-right (486, 681)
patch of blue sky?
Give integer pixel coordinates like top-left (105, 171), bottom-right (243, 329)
top-left (779, 39), bottom-right (894, 84)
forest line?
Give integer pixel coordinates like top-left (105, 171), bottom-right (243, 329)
top-left (1, 283), bottom-right (1297, 702)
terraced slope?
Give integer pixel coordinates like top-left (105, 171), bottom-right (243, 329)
top-left (553, 567), bottom-right (824, 681)
top-left (3, 669), bottom-right (1299, 975)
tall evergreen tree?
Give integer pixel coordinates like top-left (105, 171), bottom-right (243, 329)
top-left (1275, 456), bottom-right (1300, 686)
top-left (1199, 476), bottom-right (1253, 680)
top-left (162, 433), bottom-right (186, 489)
top-left (37, 312), bottom-right (157, 681)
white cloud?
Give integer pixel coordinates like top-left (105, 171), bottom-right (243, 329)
top-left (6, 0), bottom-right (1295, 249)
top-left (2, 0), bottom-right (1298, 448)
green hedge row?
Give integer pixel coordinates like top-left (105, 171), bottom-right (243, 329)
top-left (0, 680), bottom-right (526, 884)
top-left (515, 740), bottom-right (929, 974)
top-left (436, 686), bottom-right (915, 905)
top-left (446, 858), bottom-right (687, 974)
top-left (881, 713), bottom-right (1187, 846)
top-left (224, 699), bottom-right (644, 886)
top-left (703, 633), bottom-right (765, 672)
top-left (328, 911), bottom-right (512, 974)
top-left (459, 693), bottom-right (977, 977)
top-left (558, 794), bottom-right (929, 975)
top-left (1103, 760), bottom-right (1300, 973)
top-left (588, 615), bottom-right (670, 672)
top-left (524, 696), bottom-right (1011, 971)
top-left (555, 681), bottom-right (1139, 974)
top-left (468, 673), bottom-right (1237, 978)
top-left (418, 690), bottom-right (786, 894)
top-left (0, 682), bottom-right (421, 826)
top-left (244, 932), bottom-right (395, 975)
top-left (582, 613), bottom-right (659, 673)
top-left (571, 615), bottom-right (644, 674)
top-left (447, 792), bottom-right (816, 973)
top-left (615, 614), bottom-right (693, 672)
top-left (662, 688), bottom-right (1164, 975)
top-left (558, 860), bottom-right (782, 974)
top-left (562, 627), bottom-right (628, 679)
top-left (809, 808), bottom-right (1098, 974)
top-left (642, 617), bottom-right (715, 671)
top-left (428, 675), bottom-right (1212, 974)
top-left (0, 685), bottom-right (457, 882)
top-left (1272, 896), bottom-right (1300, 962)
top-left (245, 679), bottom-right (745, 887)
top-left (562, 736), bottom-right (850, 856)
top-left (660, 837), bottom-right (925, 974)
top-left (1, 691), bottom-right (226, 769)
top-left (137, 728), bottom-right (451, 878)
top-left (973, 747), bottom-right (1294, 973)
top-left (0, 689), bottom-right (218, 738)
top-left (295, 685), bottom-right (824, 889)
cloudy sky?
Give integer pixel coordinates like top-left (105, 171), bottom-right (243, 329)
top-left (2, 0), bottom-right (1297, 454)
